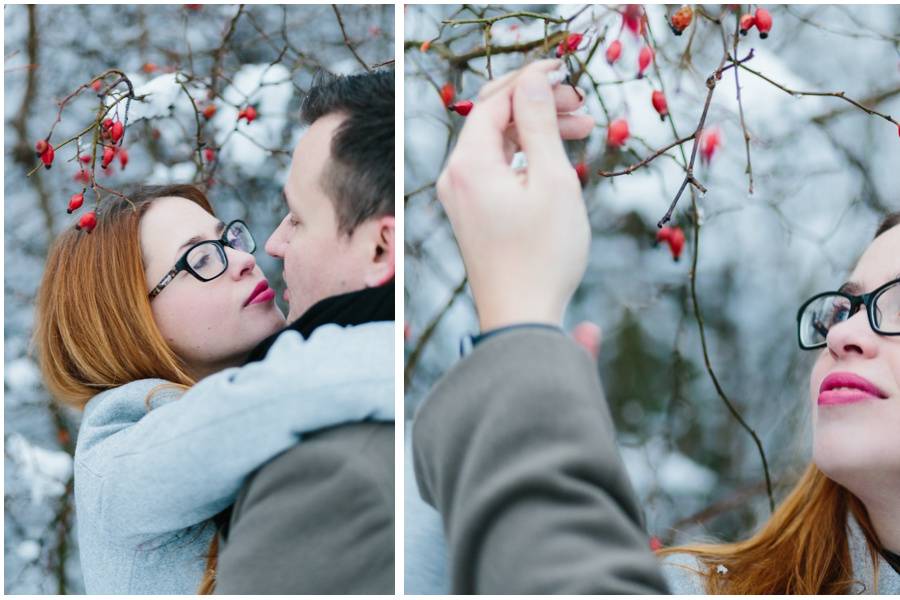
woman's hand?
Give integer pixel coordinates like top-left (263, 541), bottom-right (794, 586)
top-left (436, 60), bottom-right (595, 332)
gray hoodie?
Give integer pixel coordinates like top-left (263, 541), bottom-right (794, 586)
top-left (73, 323), bottom-right (393, 594)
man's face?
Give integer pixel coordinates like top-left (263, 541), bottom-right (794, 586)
top-left (266, 112), bottom-right (392, 321)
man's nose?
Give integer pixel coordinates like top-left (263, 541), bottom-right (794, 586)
top-left (265, 224), bottom-right (285, 259)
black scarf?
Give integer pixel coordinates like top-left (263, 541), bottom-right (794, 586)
top-left (213, 279), bottom-right (394, 540)
top-left (244, 279), bottom-right (395, 362)
top-left (883, 547), bottom-right (900, 575)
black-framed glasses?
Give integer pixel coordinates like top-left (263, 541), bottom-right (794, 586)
top-left (796, 277), bottom-right (900, 350)
top-left (148, 220), bottom-right (255, 300)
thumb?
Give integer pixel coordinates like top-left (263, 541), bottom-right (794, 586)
top-left (512, 67), bottom-right (569, 178)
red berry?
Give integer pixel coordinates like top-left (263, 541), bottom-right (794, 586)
top-left (420, 40), bottom-right (431, 53)
top-left (754, 7), bottom-right (772, 38)
top-left (203, 147), bottom-right (216, 162)
top-left (667, 227), bottom-right (686, 261)
top-left (91, 79), bottom-right (102, 92)
top-left (67, 193), bottom-right (84, 214)
top-left (607, 118), bottom-right (630, 147)
top-left (76, 211), bottom-right (97, 233)
top-left (448, 100), bottom-right (474, 116)
top-left (79, 154), bottom-right (92, 163)
top-left (699, 127), bottom-right (722, 165)
top-left (670, 6), bottom-right (693, 35)
top-left (101, 146), bottom-right (116, 169)
top-left (109, 120), bottom-right (124, 144)
top-left (605, 40), bottom-right (622, 65)
top-left (40, 144), bottom-right (55, 169)
top-left (637, 46), bottom-right (654, 78)
top-left (574, 161), bottom-right (589, 187)
top-left (142, 63), bottom-right (159, 74)
top-left (651, 90), bottom-right (668, 120)
top-left (739, 13), bottom-right (755, 35)
top-left (650, 536), bottom-right (664, 551)
top-left (184, 4), bottom-right (202, 9)
top-left (556, 32), bottom-right (584, 57)
top-left (202, 104), bottom-right (217, 119)
top-left (572, 321), bottom-right (602, 360)
top-left (74, 170), bottom-right (90, 184)
top-left (118, 148), bottom-right (129, 169)
top-left (655, 226), bottom-right (672, 246)
top-left (34, 139), bottom-right (48, 157)
top-left (102, 118), bottom-right (114, 130)
top-left (440, 82), bottom-right (455, 108)
top-left (623, 5), bottom-right (644, 36)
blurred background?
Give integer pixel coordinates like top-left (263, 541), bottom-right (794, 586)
top-left (4, 4), bottom-right (393, 593)
top-left (405, 3), bottom-right (899, 550)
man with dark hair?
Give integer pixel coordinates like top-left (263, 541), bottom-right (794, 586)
top-left (212, 70), bottom-right (395, 594)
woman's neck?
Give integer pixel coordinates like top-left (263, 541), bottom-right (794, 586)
top-left (859, 486), bottom-right (900, 554)
top-left (186, 353), bottom-right (249, 382)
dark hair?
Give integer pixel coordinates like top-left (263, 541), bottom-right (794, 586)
top-left (874, 211), bottom-right (900, 238)
top-left (300, 69), bottom-right (394, 235)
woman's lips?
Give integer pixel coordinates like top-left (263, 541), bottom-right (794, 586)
top-left (244, 280), bottom-right (275, 307)
top-left (818, 371), bottom-right (888, 406)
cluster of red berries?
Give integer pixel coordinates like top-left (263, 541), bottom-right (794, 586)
top-left (740, 8), bottom-right (773, 38)
top-left (656, 226), bottom-right (686, 261)
top-left (439, 82), bottom-right (474, 117)
top-left (35, 139), bottom-right (54, 170)
top-left (237, 105), bottom-right (257, 123)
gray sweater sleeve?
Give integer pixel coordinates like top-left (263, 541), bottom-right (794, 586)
top-left (75, 323), bottom-right (393, 540)
top-left (412, 328), bottom-right (669, 594)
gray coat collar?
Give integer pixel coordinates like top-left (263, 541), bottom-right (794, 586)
top-left (847, 512), bottom-right (900, 594)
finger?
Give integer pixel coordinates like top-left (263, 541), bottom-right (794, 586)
top-left (453, 75), bottom-right (518, 175)
top-left (557, 113), bottom-right (595, 140)
top-left (504, 112), bottom-right (595, 150)
top-left (477, 70), bottom-right (519, 101)
top-left (511, 65), bottom-right (570, 176)
top-left (478, 59), bottom-right (563, 103)
top-left (552, 84), bottom-right (586, 114)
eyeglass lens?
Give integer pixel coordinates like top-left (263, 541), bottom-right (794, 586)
top-left (799, 282), bottom-right (900, 347)
top-left (185, 222), bottom-right (255, 280)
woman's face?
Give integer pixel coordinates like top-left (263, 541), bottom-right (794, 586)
top-left (810, 224), bottom-right (900, 490)
top-left (140, 196), bottom-right (286, 378)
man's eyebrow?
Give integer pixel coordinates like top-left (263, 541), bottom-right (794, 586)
top-left (175, 221), bottom-right (226, 258)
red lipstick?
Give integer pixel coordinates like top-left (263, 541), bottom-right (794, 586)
top-left (244, 280), bottom-right (275, 307)
top-left (818, 372), bottom-right (888, 406)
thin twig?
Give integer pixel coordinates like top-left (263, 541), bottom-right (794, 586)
top-left (442, 11), bottom-right (566, 27)
top-left (332, 5), bottom-right (371, 72)
top-left (731, 19), bottom-right (754, 194)
top-left (404, 276), bottom-right (468, 387)
top-left (737, 61), bottom-right (899, 128)
top-left (599, 133), bottom-right (697, 177)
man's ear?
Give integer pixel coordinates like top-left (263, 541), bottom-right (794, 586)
top-left (362, 214), bottom-right (395, 287)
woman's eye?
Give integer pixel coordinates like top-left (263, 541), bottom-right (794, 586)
top-left (192, 255), bottom-right (210, 270)
top-left (829, 305), bottom-right (850, 325)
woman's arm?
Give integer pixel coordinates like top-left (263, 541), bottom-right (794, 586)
top-left (77, 322), bottom-right (393, 540)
